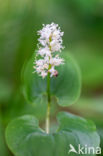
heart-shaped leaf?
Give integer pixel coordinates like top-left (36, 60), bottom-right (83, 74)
top-left (6, 112), bottom-right (100, 156)
top-left (22, 52), bottom-right (81, 107)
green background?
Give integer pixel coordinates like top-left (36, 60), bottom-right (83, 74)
top-left (0, 0), bottom-right (103, 155)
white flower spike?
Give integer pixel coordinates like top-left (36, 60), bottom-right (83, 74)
top-left (33, 22), bottom-right (64, 78)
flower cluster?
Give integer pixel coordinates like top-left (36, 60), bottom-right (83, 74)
top-left (33, 23), bottom-right (64, 78)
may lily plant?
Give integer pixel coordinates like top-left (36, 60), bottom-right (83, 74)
top-left (34, 23), bottom-right (64, 133)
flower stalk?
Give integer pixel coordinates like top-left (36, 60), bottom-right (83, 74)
top-left (46, 72), bottom-right (51, 133)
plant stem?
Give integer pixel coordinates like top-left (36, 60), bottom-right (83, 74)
top-left (46, 72), bottom-right (51, 134)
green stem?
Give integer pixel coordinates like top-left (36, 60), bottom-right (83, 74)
top-left (46, 72), bottom-right (51, 134)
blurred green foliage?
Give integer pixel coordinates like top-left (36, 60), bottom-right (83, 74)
top-left (0, 0), bottom-right (103, 155)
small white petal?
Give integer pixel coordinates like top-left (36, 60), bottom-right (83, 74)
top-left (41, 71), bottom-right (47, 78)
top-left (49, 67), bottom-right (56, 77)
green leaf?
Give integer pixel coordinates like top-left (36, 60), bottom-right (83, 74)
top-left (22, 52), bottom-right (81, 107)
top-left (0, 118), bottom-right (11, 156)
top-left (97, 126), bottom-right (103, 156)
top-left (6, 112), bottom-right (100, 156)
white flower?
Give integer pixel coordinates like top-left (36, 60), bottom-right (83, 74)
top-left (41, 71), bottom-right (47, 78)
top-left (38, 23), bottom-right (64, 52)
top-left (49, 67), bottom-right (58, 77)
top-left (35, 59), bottom-right (44, 66)
top-left (49, 56), bottom-right (64, 66)
top-left (34, 22), bottom-right (65, 78)
top-left (38, 47), bottom-right (51, 57)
